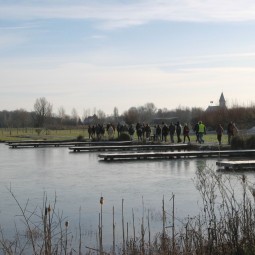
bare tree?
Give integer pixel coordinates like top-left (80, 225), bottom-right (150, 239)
top-left (123, 107), bottom-right (139, 124)
top-left (58, 106), bottom-right (66, 126)
top-left (58, 106), bottom-right (66, 119)
top-left (97, 109), bottom-right (106, 121)
top-left (82, 108), bottom-right (91, 121)
top-left (71, 108), bottom-right (79, 125)
top-left (33, 97), bottom-right (53, 127)
top-left (113, 106), bottom-right (119, 120)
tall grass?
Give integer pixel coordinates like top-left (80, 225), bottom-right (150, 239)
top-left (1, 167), bottom-right (255, 254)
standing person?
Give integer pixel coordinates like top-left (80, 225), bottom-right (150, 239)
top-left (169, 122), bottom-right (176, 143)
top-left (128, 124), bottom-right (135, 141)
top-left (193, 122), bottom-right (199, 142)
top-left (183, 123), bottom-right (190, 143)
top-left (216, 123), bottom-right (224, 145)
top-left (176, 122), bottom-right (182, 143)
top-left (91, 125), bottom-right (96, 139)
top-left (107, 124), bottom-right (114, 140)
top-left (227, 121), bottom-right (238, 145)
top-left (145, 124), bottom-right (151, 140)
top-left (156, 124), bottom-right (161, 142)
top-left (117, 123), bottom-right (122, 138)
top-left (152, 125), bottom-right (156, 141)
top-left (137, 126), bottom-right (142, 141)
top-left (198, 121), bottom-right (206, 144)
top-left (142, 123), bottom-right (146, 140)
top-left (88, 125), bottom-right (92, 139)
top-left (162, 124), bottom-right (169, 142)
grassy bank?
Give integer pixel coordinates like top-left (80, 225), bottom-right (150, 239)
top-left (0, 128), bottom-right (88, 142)
top-left (0, 127), bottom-right (229, 144)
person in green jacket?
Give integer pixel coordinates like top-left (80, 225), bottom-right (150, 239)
top-left (198, 121), bottom-right (206, 144)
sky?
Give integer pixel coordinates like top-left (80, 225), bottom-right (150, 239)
top-left (1, 0), bottom-right (255, 117)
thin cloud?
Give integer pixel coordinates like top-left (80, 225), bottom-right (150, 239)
top-left (0, 1), bottom-right (255, 30)
top-left (0, 34), bottom-right (27, 48)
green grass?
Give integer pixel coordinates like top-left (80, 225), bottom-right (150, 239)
top-left (0, 128), bottom-right (89, 142)
top-left (0, 127), bottom-right (229, 144)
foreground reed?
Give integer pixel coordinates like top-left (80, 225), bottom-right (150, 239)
top-left (1, 167), bottom-right (255, 254)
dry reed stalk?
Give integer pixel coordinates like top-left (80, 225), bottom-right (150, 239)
top-left (112, 206), bottom-right (115, 255)
top-left (122, 198), bottom-right (125, 254)
top-left (78, 207), bottom-right (82, 255)
top-left (132, 208), bottom-right (136, 242)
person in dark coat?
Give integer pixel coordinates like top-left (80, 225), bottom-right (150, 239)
top-left (227, 121), bottom-right (238, 145)
top-left (193, 122), bottom-right (199, 142)
top-left (162, 124), bottom-right (169, 142)
top-left (183, 123), bottom-right (190, 143)
top-left (216, 123), bottom-right (224, 145)
top-left (128, 124), bottom-right (135, 140)
top-left (169, 122), bottom-right (175, 143)
top-left (176, 122), bottom-right (182, 143)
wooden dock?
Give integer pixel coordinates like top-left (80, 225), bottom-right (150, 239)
top-left (8, 140), bottom-right (132, 148)
top-left (69, 144), bottom-right (189, 152)
top-left (216, 160), bottom-right (255, 170)
top-left (98, 149), bottom-right (255, 161)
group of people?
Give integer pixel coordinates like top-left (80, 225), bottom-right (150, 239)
top-left (214, 122), bottom-right (238, 145)
top-left (130, 121), bottom-right (190, 143)
top-left (88, 121), bottom-right (238, 145)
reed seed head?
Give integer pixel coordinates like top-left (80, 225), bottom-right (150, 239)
top-left (100, 196), bottom-right (104, 205)
top-left (65, 221), bottom-right (69, 228)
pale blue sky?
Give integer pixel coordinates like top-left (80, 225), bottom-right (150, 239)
top-left (1, 0), bottom-right (255, 117)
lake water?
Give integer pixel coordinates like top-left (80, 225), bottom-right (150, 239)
top-left (1, 143), bottom-right (254, 249)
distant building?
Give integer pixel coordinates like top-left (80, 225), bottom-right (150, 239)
top-left (206, 93), bottom-right (227, 112)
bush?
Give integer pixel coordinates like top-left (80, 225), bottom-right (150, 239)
top-left (246, 135), bottom-right (255, 149)
top-left (231, 134), bottom-right (255, 149)
top-left (76, 135), bottom-right (84, 141)
top-left (231, 135), bottom-right (245, 149)
top-left (118, 132), bottom-right (130, 141)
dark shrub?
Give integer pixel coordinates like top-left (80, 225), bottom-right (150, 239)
top-left (118, 132), bottom-right (130, 141)
top-left (246, 135), bottom-right (255, 149)
top-left (77, 135), bottom-right (84, 141)
top-left (231, 135), bottom-right (245, 149)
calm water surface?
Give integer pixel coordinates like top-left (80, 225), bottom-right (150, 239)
top-left (1, 143), bottom-right (254, 247)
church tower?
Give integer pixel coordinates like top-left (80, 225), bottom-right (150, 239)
top-left (219, 92), bottom-right (226, 108)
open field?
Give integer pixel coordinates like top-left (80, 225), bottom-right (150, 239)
top-left (0, 127), bottom-right (229, 144)
top-left (0, 128), bottom-right (88, 142)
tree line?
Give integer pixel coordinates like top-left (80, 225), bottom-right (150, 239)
top-left (0, 97), bottom-right (255, 130)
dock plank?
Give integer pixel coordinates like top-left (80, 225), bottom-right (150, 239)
top-left (216, 160), bottom-right (255, 170)
top-left (8, 141), bottom-right (132, 148)
top-left (98, 150), bottom-right (255, 161)
top-left (69, 144), bottom-right (188, 152)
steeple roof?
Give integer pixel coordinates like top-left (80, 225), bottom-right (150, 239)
top-left (219, 92), bottom-right (226, 108)
top-left (219, 92), bottom-right (226, 103)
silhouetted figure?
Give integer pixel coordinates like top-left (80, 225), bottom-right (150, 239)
top-left (183, 123), bottom-right (190, 143)
top-left (216, 123), bottom-right (224, 145)
top-left (169, 122), bottom-right (175, 143)
top-left (176, 122), bottom-right (182, 143)
top-left (198, 121), bottom-right (206, 144)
